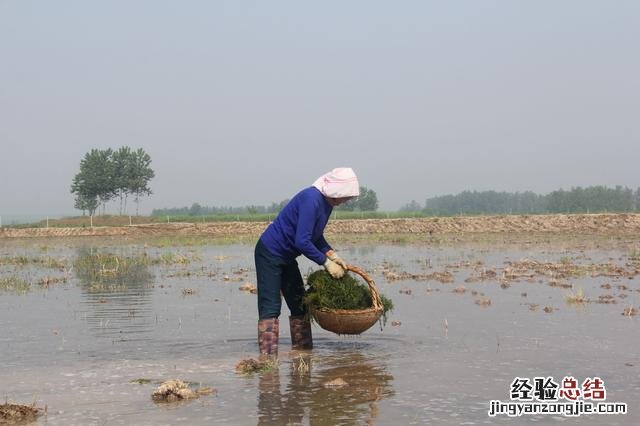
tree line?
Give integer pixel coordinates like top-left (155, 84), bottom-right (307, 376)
top-left (151, 186), bottom-right (379, 217)
top-left (71, 147), bottom-right (154, 216)
top-left (400, 186), bottom-right (640, 215)
top-left (152, 200), bottom-right (291, 217)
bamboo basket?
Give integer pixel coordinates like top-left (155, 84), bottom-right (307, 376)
top-left (311, 265), bottom-right (383, 335)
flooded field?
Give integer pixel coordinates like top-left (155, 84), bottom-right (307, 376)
top-left (1, 235), bottom-right (639, 425)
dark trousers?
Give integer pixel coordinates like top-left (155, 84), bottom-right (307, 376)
top-left (255, 239), bottom-right (306, 320)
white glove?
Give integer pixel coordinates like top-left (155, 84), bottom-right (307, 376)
top-left (324, 258), bottom-right (345, 279)
top-left (326, 250), bottom-right (348, 269)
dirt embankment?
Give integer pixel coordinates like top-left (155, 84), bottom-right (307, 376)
top-left (2, 213), bottom-right (640, 239)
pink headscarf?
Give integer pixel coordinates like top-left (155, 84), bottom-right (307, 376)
top-left (312, 167), bottom-right (360, 198)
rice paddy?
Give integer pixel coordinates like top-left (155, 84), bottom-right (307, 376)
top-left (1, 233), bottom-right (639, 424)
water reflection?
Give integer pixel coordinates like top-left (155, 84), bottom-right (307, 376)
top-left (258, 351), bottom-right (394, 425)
top-left (74, 247), bottom-right (155, 339)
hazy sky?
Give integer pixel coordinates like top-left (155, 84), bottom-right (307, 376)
top-left (1, 1), bottom-right (639, 217)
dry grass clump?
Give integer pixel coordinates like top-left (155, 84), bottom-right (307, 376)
top-left (0, 256), bottom-right (32, 266)
top-left (38, 275), bottom-right (68, 287)
top-left (383, 270), bottom-right (425, 281)
top-left (323, 378), bottom-right (349, 388)
top-left (194, 387), bottom-right (216, 396)
top-left (181, 287), bottom-right (197, 295)
top-left (549, 279), bottom-right (572, 289)
top-left (130, 378), bottom-right (152, 384)
top-left (525, 303), bottom-right (539, 311)
top-left (293, 354), bottom-right (310, 374)
top-left (0, 276), bottom-right (31, 293)
top-left (622, 306), bottom-right (638, 317)
top-left (0, 255), bottom-right (67, 269)
top-left (235, 358), bottom-right (278, 374)
top-left (504, 258), bottom-right (639, 281)
top-left (565, 288), bottom-right (587, 304)
top-left (0, 403), bottom-right (42, 423)
top-left (465, 268), bottom-right (497, 283)
top-left (239, 283), bottom-right (257, 294)
top-left (452, 285), bottom-right (467, 294)
top-left (596, 295), bottom-right (617, 304)
top-left (223, 274), bottom-right (244, 282)
top-left (152, 252), bottom-right (193, 265)
top-left (474, 297), bottom-right (491, 307)
top-left (151, 379), bottom-right (213, 402)
top-left (152, 379), bottom-right (197, 402)
top-left (382, 268), bottom-right (454, 283)
top-left (427, 271), bottom-right (455, 283)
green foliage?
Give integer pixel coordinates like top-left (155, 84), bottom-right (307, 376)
top-left (74, 191), bottom-right (99, 214)
top-left (146, 211), bottom-right (428, 223)
top-left (71, 148), bottom-right (115, 215)
top-left (355, 186), bottom-right (379, 211)
top-left (152, 186), bottom-right (380, 218)
top-left (422, 186), bottom-right (640, 216)
top-left (336, 186), bottom-right (379, 212)
top-left (303, 270), bottom-right (393, 323)
top-left (235, 358), bottom-right (278, 374)
top-left (152, 199), bottom-right (289, 217)
top-left (547, 185), bottom-right (635, 213)
top-left (128, 148), bottom-right (155, 215)
top-left (399, 200), bottom-right (423, 213)
top-left (71, 147), bottom-right (154, 215)
top-left (73, 249), bottom-right (153, 291)
top-left (0, 255), bottom-right (67, 269)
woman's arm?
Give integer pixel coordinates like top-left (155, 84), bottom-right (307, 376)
top-left (294, 201), bottom-right (327, 265)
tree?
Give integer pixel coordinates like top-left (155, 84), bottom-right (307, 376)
top-left (189, 203), bottom-right (203, 216)
top-left (73, 192), bottom-right (99, 216)
top-left (71, 148), bottom-right (115, 216)
top-left (125, 148), bottom-right (155, 215)
top-left (357, 186), bottom-right (379, 211)
top-left (71, 147), bottom-right (154, 216)
top-left (268, 199), bottom-right (289, 213)
top-left (112, 146), bottom-right (132, 215)
top-left (336, 186), bottom-right (379, 211)
top-left (400, 200), bottom-right (423, 212)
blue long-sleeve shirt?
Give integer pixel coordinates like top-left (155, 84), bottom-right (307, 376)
top-left (260, 187), bottom-right (333, 265)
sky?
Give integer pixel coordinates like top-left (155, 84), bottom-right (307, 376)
top-left (1, 1), bottom-right (639, 219)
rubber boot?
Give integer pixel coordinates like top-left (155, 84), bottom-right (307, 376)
top-left (258, 318), bottom-right (279, 358)
top-left (289, 315), bottom-right (313, 350)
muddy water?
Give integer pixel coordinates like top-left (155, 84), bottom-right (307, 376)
top-left (1, 239), bottom-right (639, 425)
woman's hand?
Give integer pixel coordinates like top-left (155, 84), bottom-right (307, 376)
top-left (326, 250), bottom-right (348, 269)
top-left (323, 258), bottom-right (345, 279)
